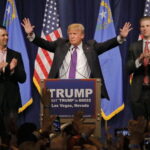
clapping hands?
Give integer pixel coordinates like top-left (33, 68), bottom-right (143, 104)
top-left (0, 61), bottom-right (8, 71)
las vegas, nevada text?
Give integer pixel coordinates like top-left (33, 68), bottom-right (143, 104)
top-left (48, 88), bottom-right (93, 108)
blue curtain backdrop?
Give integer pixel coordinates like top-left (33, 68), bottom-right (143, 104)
top-left (0, 0), bottom-right (146, 131)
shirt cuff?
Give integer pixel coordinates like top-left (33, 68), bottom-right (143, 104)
top-left (27, 32), bottom-right (35, 42)
top-left (117, 35), bottom-right (126, 44)
top-left (135, 58), bottom-right (142, 68)
top-left (10, 69), bottom-right (15, 75)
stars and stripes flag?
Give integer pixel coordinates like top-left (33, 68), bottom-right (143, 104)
top-left (144, 0), bottom-right (150, 16)
top-left (33, 0), bottom-right (62, 93)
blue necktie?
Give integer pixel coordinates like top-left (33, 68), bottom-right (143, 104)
top-left (69, 46), bottom-right (77, 78)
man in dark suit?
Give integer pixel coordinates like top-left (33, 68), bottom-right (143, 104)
top-left (22, 18), bottom-right (132, 99)
top-left (0, 25), bottom-right (26, 137)
top-left (127, 16), bottom-right (150, 120)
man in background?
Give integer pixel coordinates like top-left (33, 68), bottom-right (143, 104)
top-left (127, 16), bottom-right (150, 120)
top-left (0, 25), bottom-right (26, 138)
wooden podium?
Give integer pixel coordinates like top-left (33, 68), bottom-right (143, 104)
top-left (40, 78), bottom-right (101, 138)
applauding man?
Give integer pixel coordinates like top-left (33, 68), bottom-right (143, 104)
top-left (0, 25), bottom-right (26, 138)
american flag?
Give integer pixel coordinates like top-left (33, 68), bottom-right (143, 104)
top-left (33, 0), bottom-right (62, 93)
top-left (144, 0), bottom-right (150, 16)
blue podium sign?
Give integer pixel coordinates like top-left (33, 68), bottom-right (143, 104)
top-left (44, 79), bottom-right (97, 118)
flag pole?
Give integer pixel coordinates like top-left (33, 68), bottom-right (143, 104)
top-left (105, 120), bottom-right (108, 132)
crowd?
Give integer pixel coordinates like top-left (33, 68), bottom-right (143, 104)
top-left (0, 110), bottom-right (150, 150)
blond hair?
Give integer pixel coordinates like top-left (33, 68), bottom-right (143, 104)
top-left (67, 23), bottom-right (85, 34)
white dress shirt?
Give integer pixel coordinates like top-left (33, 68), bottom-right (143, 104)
top-left (0, 48), bottom-right (7, 72)
top-left (59, 42), bottom-right (91, 79)
top-left (0, 49), bottom-right (7, 62)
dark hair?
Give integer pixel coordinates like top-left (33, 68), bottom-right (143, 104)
top-left (0, 25), bottom-right (6, 30)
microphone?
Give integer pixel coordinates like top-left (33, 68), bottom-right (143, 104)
top-left (59, 48), bottom-right (90, 79)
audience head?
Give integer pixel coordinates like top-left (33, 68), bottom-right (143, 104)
top-left (139, 16), bottom-right (150, 40)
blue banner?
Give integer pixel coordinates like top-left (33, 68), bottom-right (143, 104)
top-left (3, 0), bottom-right (32, 112)
top-left (44, 79), bottom-right (96, 117)
top-left (94, 0), bottom-right (124, 120)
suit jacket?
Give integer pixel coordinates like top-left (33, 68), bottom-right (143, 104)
top-left (33, 36), bottom-right (120, 99)
top-left (126, 40), bottom-right (150, 102)
top-left (0, 48), bottom-right (26, 113)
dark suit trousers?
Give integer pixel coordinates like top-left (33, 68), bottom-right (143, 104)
top-left (131, 86), bottom-right (150, 120)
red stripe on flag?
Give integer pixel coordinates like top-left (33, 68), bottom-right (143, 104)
top-left (45, 34), bottom-right (52, 41)
top-left (34, 69), bottom-right (41, 84)
top-left (42, 49), bottom-right (53, 66)
top-left (36, 54), bottom-right (49, 78)
top-left (54, 29), bottom-right (61, 38)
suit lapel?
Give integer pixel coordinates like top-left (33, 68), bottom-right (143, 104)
top-left (63, 42), bottom-right (71, 56)
top-left (58, 42), bottom-right (70, 66)
top-left (135, 40), bottom-right (143, 57)
top-left (82, 43), bottom-right (92, 67)
top-left (6, 48), bottom-right (12, 63)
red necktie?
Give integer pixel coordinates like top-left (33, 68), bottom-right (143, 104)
top-left (143, 41), bottom-right (150, 85)
top-left (143, 41), bottom-right (149, 66)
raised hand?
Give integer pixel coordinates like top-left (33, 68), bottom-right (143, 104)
top-left (21, 18), bottom-right (35, 34)
top-left (119, 22), bottom-right (132, 38)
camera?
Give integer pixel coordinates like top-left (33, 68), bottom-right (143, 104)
top-left (115, 128), bottom-right (130, 136)
top-left (52, 116), bottom-right (61, 133)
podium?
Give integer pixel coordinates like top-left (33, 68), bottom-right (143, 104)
top-left (40, 78), bottom-right (101, 138)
